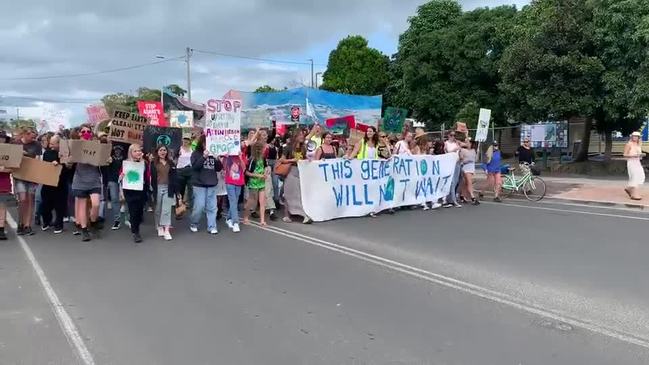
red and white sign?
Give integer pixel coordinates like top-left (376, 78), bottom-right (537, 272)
top-left (86, 104), bottom-right (109, 125)
top-left (137, 101), bottom-right (166, 126)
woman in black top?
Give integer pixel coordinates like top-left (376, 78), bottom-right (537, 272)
top-left (516, 138), bottom-right (535, 164)
top-left (315, 132), bottom-right (337, 160)
top-left (40, 135), bottom-right (71, 233)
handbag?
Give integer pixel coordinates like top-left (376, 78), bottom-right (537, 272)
top-left (274, 162), bottom-right (292, 178)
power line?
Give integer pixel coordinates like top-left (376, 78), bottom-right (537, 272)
top-left (0, 56), bottom-right (185, 81)
top-left (193, 49), bottom-right (327, 67)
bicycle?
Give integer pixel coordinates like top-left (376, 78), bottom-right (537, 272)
top-left (501, 162), bottom-right (547, 201)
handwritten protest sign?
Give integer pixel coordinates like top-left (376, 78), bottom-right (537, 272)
top-left (298, 153), bottom-right (458, 221)
top-left (475, 108), bottom-right (491, 142)
top-left (60, 140), bottom-right (111, 166)
top-left (13, 157), bottom-right (62, 187)
top-left (0, 144), bottom-right (24, 168)
top-left (143, 126), bottom-right (182, 157)
top-left (169, 110), bottom-right (194, 128)
top-left (382, 107), bottom-right (408, 133)
top-left (205, 99), bottom-right (242, 156)
top-left (86, 104), bottom-right (109, 124)
top-left (108, 110), bottom-right (147, 145)
top-left (122, 160), bottom-right (145, 191)
top-left (137, 101), bottom-right (166, 126)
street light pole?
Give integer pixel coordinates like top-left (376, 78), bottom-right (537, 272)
top-left (308, 58), bottom-right (314, 88)
top-left (185, 47), bottom-right (193, 102)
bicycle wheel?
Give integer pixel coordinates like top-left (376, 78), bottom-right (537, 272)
top-left (501, 175), bottom-right (516, 198)
top-left (523, 176), bottom-right (546, 201)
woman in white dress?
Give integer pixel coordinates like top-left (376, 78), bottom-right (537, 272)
top-left (624, 131), bottom-right (645, 200)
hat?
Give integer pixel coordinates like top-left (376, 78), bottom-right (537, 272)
top-left (631, 131), bottom-right (642, 137)
top-left (414, 128), bottom-right (427, 139)
top-left (97, 131), bottom-right (107, 138)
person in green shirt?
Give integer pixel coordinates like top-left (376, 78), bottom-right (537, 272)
top-left (243, 142), bottom-right (269, 226)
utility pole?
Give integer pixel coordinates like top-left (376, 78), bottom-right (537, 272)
top-left (308, 58), bottom-right (314, 88)
top-left (185, 47), bottom-right (193, 102)
top-left (315, 72), bottom-right (323, 89)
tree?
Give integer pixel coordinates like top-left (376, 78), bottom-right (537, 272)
top-left (136, 87), bottom-right (161, 101)
top-left (254, 85), bottom-right (279, 93)
top-left (101, 92), bottom-right (137, 115)
top-left (455, 101), bottom-right (480, 129)
top-left (321, 35), bottom-right (389, 95)
top-left (499, 0), bottom-right (603, 161)
top-left (590, 0), bottom-right (649, 158)
top-left (165, 84), bottom-right (187, 97)
top-left (388, 1), bottom-right (516, 129)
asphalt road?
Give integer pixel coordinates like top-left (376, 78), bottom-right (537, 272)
top-left (1, 199), bottom-right (649, 364)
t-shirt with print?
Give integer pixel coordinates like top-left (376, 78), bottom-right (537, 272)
top-left (225, 156), bottom-right (245, 186)
top-left (22, 140), bottom-right (42, 158)
top-left (247, 159), bottom-right (266, 190)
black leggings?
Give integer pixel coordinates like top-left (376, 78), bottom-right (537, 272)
top-left (124, 191), bottom-right (146, 234)
top-left (176, 167), bottom-right (193, 203)
top-left (40, 186), bottom-right (67, 230)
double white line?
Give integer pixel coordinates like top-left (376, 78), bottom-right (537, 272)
top-left (252, 221), bottom-right (649, 350)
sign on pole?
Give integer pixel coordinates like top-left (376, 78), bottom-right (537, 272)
top-left (475, 108), bottom-right (491, 142)
top-left (205, 99), bottom-right (242, 156)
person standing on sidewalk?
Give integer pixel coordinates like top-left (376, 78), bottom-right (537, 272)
top-left (485, 142), bottom-right (503, 202)
top-left (624, 131), bottom-right (645, 200)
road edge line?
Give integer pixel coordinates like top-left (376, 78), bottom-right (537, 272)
top-left (7, 214), bottom-right (96, 365)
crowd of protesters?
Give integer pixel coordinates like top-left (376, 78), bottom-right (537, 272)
top-left (0, 122), bottom-right (506, 244)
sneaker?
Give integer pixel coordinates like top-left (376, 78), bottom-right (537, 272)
top-left (209, 228), bottom-right (218, 235)
top-left (494, 197), bottom-right (502, 203)
top-left (81, 229), bottom-right (91, 242)
top-left (453, 202), bottom-right (462, 208)
top-left (63, 217), bottom-right (70, 223)
top-left (16, 225), bottom-right (24, 236)
top-left (302, 217), bottom-right (312, 224)
top-left (431, 203), bottom-right (442, 209)
top-left (133, 233), bottom-right (142, 243)
top-left (226, 219), bottom-right (234, 229)
top-left (157, 227), bottom-right (165, 237)
top-left (422, 205), bottom-right (430, 211)
top-left (269, 210), bottom-right (277, 221)
top-left (369, 212), bottom-right (377, 218)
top-left (232, 223), bottom-right (240, 233)
top-left (442, 203), bottom-right (454, 208)
top-left (72, 225), bottom-right (80, 235)
top-left (41, 225), bottom-right (50, 232)
top-left (147, 207), bottom-right (154, 213)
top-left (472, 198), bottom-right (480, 206)
top-left (111, 220), bottom-right (121, 230)
top-left (0, 228), bottom-right (6, 240)
top-left (125, 220), bottom-right (131, 228)
top-left (53, 227), bottom-right (63, 234)
top-left (163, 231), bottom-right (172, 241)
top-left (189, 225), bottom-right (198, 233)
top-left (24, 227), bottom-right (35, 236)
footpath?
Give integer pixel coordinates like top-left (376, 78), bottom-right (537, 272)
top-left (474, 174), bottom-right (649, 210)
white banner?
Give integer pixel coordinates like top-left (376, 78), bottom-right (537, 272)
top-left (205, 99), bottom-right (242, 156)
top-left (475, 108), bottom-right (491, 142)
top-left (298, 153), bottom-right (459, 222)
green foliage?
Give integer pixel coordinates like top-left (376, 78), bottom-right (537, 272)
top-left (321, 35), bottom-right (389, 95)
top-left (455, 101), bottom-right (480, 129)
top-left (389, 1), bottom-right (516, 129)
top-left (165, 84), bottom-right (187, 97)
top-left (254, 85), bottom-right (279, 93)
top-left (101, 84), bottom-right (186, 115)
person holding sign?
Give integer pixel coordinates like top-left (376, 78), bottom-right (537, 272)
top-left (71, 125), bottom-right (103, 242)
top-left (40, 135), bottom-right (72, 234)
top-left (15, 126), bottom-right (42, 236)
top-left (150, 145), bottom-right (177, 241)
top-left (243, 142), bottom-right (270, 226)
top-left (224, 155), bottom-right (245, 233)
top-left (0, 134), bottom-right (15, 240)
top-left (189, 135), bottom-right (223, 234)
top-left (121, 144), bottom-right (149, 243)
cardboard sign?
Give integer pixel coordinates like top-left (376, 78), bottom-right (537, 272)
top-left (137, 101), bottom-right (166, 126)
top-left (205, 99), bottom-right (242, 156)
top-left (143, 126), bottom-right (182, 157)
top-left (61, 140), bottom-right (112, 166)
top-left (13, 157), bottom-right (62, 187)
top-left (0, 144), bottom-right (24, 168)
top-left (86, 104), bottom-right (109, 124)
top-left (108, 110), bottom-right (147, 145)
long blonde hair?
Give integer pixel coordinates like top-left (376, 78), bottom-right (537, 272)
top-left (127, 143), bottom-right (143, 161)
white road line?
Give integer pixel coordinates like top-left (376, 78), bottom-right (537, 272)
top-left (483, 201), bottom-right (649, 221)
top-left (7, 215), bottom-right (95, 365)
top-left (252, 222), bottom-right (649, 349)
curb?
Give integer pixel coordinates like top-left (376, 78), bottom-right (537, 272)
top-left (477, 190), bottom-right (649, 211)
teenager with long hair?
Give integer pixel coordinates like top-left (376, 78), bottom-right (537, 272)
top-left (121, 144), bottom-right (149, 243)
top-left (189, 135), bottom-right (223, 234)
top-left (151, 144), bottom-right (177, 240)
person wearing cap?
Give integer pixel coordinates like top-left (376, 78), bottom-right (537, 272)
top-left (516, 137), bottom-right (535, 165)
top-left (624, 131), bottom-right (645, 200)
top-left (484, 141), bottom-right (503, 202)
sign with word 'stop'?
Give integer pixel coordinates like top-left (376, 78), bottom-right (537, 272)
top-left (205, 99), bottom-right (242, 156)
top-left (137, 101), bottom-right (166, 126)
top-left (298, 153), bottom-right (458, 222)
top-left (0, 144), bottom-right (24, 168)
top-left (108, 110), bottom-right (147, 145)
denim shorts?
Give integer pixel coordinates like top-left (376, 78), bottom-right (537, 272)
top-left (14, 179), bottom-right (37, 195)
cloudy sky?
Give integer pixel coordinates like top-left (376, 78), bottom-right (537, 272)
top-left (0, 0), bottom-right (528, 126)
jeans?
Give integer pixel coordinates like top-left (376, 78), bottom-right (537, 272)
top-left (107, 181), bottom-right (121, 222)
top-left (446, 163), bottom-right (462, 204)
top-left (191, 186), bottom-right (217, 230)
top-left (155, 184), bottom-right (173, 227)
top-left (34, 184), bottom-right (43, 223)
top-left (267, 159), bottom-right (280, 203)
top-left (226, 184), bottom-right (242, 224)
